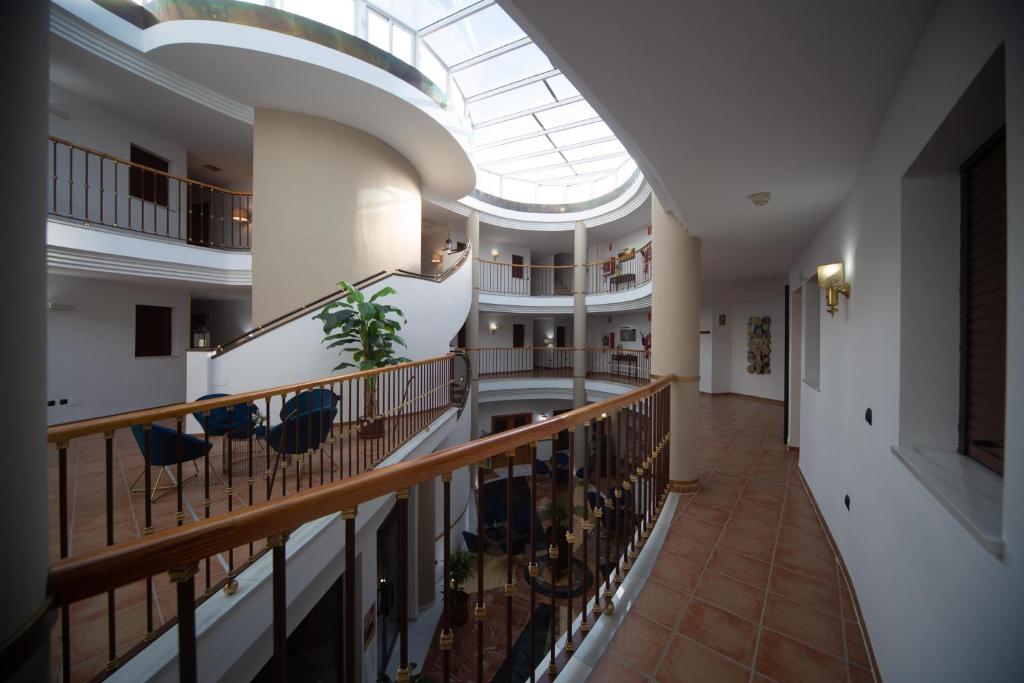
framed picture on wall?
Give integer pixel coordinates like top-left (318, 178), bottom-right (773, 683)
top-left (719, 314), bottom-right (727, 326)
top-left (620, 327), bottom-right (637, 342)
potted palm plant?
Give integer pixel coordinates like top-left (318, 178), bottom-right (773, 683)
top-left (316, 282), bottom-right (410, 439)
top-left (448, 548), bottom-right (475, 627)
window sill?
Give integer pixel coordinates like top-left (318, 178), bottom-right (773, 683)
top-left (891, 444), bottom-right (1003, 557)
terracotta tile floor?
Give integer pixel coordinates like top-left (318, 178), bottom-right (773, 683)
top-left (48, 408), bottom-right (447, 682)
top-left (592, 395), bottom-right (877, 683)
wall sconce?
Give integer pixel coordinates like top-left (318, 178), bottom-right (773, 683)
top-left (231, 207), bottom-right (250, 223)
top-left (817, 262), bottom-right (850, 316)
top-left (431, 254), bottom-right (442, 264)
top-left (489, 322), bottom-right (498, 334)
top-left (444, 231), bottom-right (455, 253)
top-left (491, 248), bottom-right (500, 258)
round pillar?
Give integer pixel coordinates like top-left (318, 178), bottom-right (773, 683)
top-left (573, 221), bottom-right (588, 453)
top-left (251, 109), bottom-right (422, 323)
top-left (466, 211), bottom-right (481, 438)
top-left (0, 2), bottom-right (50, 679)
top-left (650, 194), bottom-right (701, 492)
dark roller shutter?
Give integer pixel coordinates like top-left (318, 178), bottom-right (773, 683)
top-left (959, 128), bottom-right (1006, 474)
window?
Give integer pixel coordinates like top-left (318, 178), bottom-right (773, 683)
top-left (958, 129), bottom-right (1006, 474)
top-left (135, 305), bottom-right (173, 357)
top-left (512, 324), bottom-right (525, 348)
top-left (511, 254), bottom-right (524, 279)
top-left (129, 145), bottom-right (169, 207)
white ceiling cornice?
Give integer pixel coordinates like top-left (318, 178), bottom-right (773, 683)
top-left (50, 6), bottom-right (254, 124)
top-left (47, 244), bottom-right (253, 286)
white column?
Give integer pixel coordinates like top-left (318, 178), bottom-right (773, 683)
top-left (651, 194), bottom-right (701, 491)
top-left (0, 2), bottom-right (49, 678)
top-left (573, 221), bottom-right (587, 453)
top-left (467, 211), bottom-right (480, 439)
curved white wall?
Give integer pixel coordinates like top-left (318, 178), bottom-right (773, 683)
top-left (253, 109), bottom-right (422, 323)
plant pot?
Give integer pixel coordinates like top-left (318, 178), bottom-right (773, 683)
top-left (451, 589), bottom-right (469, 627)
top-left (358, 417), bottom-right (384, 439)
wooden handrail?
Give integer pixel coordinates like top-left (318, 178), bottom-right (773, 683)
top-left (462, 346), bottom-right (648, 353)
top-left (47, 354), bottom-right (453, 443)
top-left (213, 244), bottom-right (472, 356)
top-left (47, 375), bottom-right (672, 605)
top-left (49, 135), bottom-right (253, 197)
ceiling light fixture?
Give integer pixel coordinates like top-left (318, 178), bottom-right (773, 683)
top-left (749, 192), bottom-right (771, 207)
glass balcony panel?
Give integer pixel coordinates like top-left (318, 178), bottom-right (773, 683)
top-left (367, 9), bottom-right (390, 51)
top-left (503, 177), bottom-right (535, 203)
top-left (418, 44), bottom-right (449, 93)
top-left (423, 4), bottom-right (525, 66)
top-left (392, 22), bottom-right (414, 63)
top-left (278, 0), bottom-right (356, 34)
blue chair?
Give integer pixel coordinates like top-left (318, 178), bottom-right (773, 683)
top-left (129, 423), bottom-right (212, 502)
top-left (462, 531), bottom-right (488, 555)
top-left (191, 393), bottom-right (262, 438)
top-left (533, 459), bottom-right (551, 476)
top-left (266, 394), bottom-right (339, 487)
top-left (511, 502), bottom-right (532, 534)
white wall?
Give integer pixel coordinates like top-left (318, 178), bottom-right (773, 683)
top-left (586, 311), bottom-right (650, 350)
top-left (586, 225), bottom-right (651, 263)
top-left (710, 304), bottom-right (732, 394)
top-left (786, 1), bottom-right (1023, 680)
top-left (728, 294), bottom-right (785, 401)
top-left (46, 273), bottom-right (189, 423)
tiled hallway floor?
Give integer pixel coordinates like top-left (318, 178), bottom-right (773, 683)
top-left (591, 395), bottom-right (878, 683)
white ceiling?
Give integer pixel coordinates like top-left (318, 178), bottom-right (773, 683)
top-left (499, 0), bottom-right (937, 298)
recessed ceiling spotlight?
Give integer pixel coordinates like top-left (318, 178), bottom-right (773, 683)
top-left (749, 192), bottom-right (771, 207)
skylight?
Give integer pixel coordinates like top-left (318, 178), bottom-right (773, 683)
top-left (207, 0), bottom-right (641, 208)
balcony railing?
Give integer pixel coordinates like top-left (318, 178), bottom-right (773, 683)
top-left (466, 346), bottom-right (651, 385)
top-left (48, 367), bottom-right (673, 683)
top-left (477, 242), bottom-right (652, 297)
top-left (46, 353), bottom-right (466, 681)
top-left (47, 136), bottom-right (253, 250)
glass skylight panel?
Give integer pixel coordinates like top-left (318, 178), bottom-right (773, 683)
top-left (567, 182), bottom-right (595, 203)
top-left (510, 167), bottom-right (576, 182)
top-left (367, 10), bottom-right (390, 51)
top-left (536, 185), bottom-right (564, 204)
top-left (453, 43), bottom-right (552, 98)
top-left (468, 82), bottom-right (553, 124)
top-left (392, 23), bottom-right (414, 63)
top-left (475, 136), bottom-right (553, 164)
top-left (534, 100), bottom-right (597, 129)
top-left (503, 177), bottom-right (535, 203)
top-left (423, 4), bottom-right (526, 67)
top-left (418, 45), bottom-right (448, 92)
top-left (593, 173), bottom-right (619, 197)
top-left (546, 121), bottom-right (613, 148)
top-left (473, 116), bottom-right (542, 146)
top-left (561, 139), bottom-right (624, 162)
top-left (485, 152), bottom-right (565, 175)
top-left (545, 74), bottom-right (580, 100)
top-left (572, 156), bottom-right (627, 175)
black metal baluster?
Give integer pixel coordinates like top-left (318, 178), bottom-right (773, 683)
top-left (226, 405), bottom-right (237, 593)
top-left (476, 462), bottom-right (486, 683)
top-left (565, 426), bottom-right (576, 655)
top-left (441, 473), bottom-right (453, 681)
top-left (202, 413), bottom-right (212, 594)
top-left (171, 563), bottom-right (199, 683)
top-left (57, 441), bottom-right (71, 681)
top-left (505, 451), bottom-right (515, 680)
top-left (105, 432), bottom-right (118, 670)
top-left (397, 489), bottom-right (410, 682)
top-left (580, 423), bottom-right (590, 637)
top-left (143, 425), bottom-right (155, 640)
top-left (592, 418), bottom-right (604, 620)
top-left (343, 507), bottom-right (358, 683)
top-left (176, 418), bottom-right (185, 528)
top-left (270, 533), bottom-right (289, 682)
top-left (528, 442), bottom-right (538, 682)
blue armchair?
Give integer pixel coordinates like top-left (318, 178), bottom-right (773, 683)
top-left (129, 423), bottom-right (212, 502)
top-left (191, 393), bottom-right (263, 438)
top-left (265, 389), bottom-right (340, 487)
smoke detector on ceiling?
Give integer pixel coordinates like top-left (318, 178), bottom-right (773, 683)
top-left (749, 192), bottom-right (771, 207)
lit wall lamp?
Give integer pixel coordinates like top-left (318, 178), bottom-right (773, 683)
top-left (817, 262), bottom-right (850, 316)
top-left (489, 322), bottom-right (499, 334)
top-left (491, 248), bottom-right (500, 258)
top-left (431, 253), bottom-right (442, 264)
top-left (231, 207), bottom-right (250, 224)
